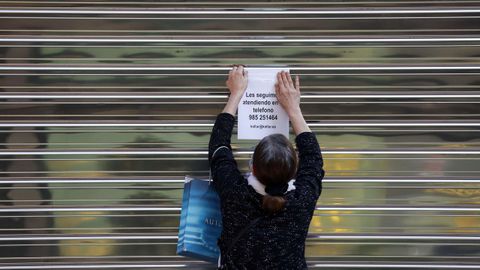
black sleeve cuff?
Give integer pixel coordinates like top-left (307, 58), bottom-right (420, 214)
top-left (217, 112), bottom-right (235, 123)
top-left (295, 131), bottom-right (317, 146)
top-left (215, 112), bottom-right (235, 134)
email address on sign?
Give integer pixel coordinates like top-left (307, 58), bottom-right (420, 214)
top-left (250, 124), bottom-right (276, 129)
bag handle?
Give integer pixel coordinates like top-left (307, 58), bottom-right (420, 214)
top-left (219, 217), bottom-right (262, 268)
top-left (226, 217), bottom-right (261, 254)
top-left (209, 145), bottom-right (230, 185)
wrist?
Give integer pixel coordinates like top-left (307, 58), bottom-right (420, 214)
top-left (222, 94), bottom-right (242, 116)
top-left (229, 89), bottom-right (245, 97)
top-left (286, 106), bottom-right (302, 118)
top-left (228, 92), bottom-right (243, 101)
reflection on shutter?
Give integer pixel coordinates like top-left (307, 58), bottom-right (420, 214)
top-left (0, 1), bottom-right (479, 269)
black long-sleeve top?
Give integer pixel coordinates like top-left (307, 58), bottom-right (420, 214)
top-left (208, 112), bottom-right (325, 270)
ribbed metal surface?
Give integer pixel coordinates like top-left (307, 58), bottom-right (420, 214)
top-left (0, 1), bottom-right (479, 269)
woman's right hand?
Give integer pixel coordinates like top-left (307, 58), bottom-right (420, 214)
top-left (275, 70), bottom-right (301, 116)
top-left (275, 71), bottom-right (311, 135)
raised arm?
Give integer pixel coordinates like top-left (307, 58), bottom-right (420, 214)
top-left (275, 71), bottom-right (325, 207)
top-left (208, 65), bottom-right (248, 159)
top-left (275, 71), bottom-right (310, 136)
top-left (208, 65), bottom-right (248, 197)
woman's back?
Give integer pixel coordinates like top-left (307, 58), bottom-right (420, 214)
top-left (210, 117), bottom-right (324, 269)
top-left (218, 185), bottom-right (318, 269)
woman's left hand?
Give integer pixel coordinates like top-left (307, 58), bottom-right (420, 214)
top-left (226, 65), bottom-right (248, 99)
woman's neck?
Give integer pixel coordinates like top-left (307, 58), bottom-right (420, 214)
top-left (247, 172), bottom-right (296, 195)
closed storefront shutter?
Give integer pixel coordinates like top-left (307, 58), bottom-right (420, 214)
top-left (0, 1), bottom-right (479, 269)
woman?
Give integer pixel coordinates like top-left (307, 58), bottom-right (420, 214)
top-left (208, 65), bottom-right (325, 269)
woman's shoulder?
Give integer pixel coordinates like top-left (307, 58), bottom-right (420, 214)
top-left (284, 189), bottom-right (318, 215)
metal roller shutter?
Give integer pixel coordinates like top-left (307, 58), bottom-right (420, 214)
top-left (0, 1), bottom-right (479, 269)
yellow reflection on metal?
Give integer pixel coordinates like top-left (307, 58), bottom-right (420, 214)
top-left (426, 187), bottom-right (480, 198)
top-left (56, 211), bottom-right (113, 256)
top-left (60, 239), bottom-right (115, 256)
top-left (453, 216), bottom-right (480, 233)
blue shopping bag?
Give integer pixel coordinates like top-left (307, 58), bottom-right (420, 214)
top-left (177, 176), bottom-right (222, 263)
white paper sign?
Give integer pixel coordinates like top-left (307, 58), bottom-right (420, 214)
top-left (238, 68), bottom-right (290, 140)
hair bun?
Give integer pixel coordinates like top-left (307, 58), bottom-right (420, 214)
top-left (265, 183), bottom-right (289, 196)
top-left (262, 195), bottom-right (286, 214)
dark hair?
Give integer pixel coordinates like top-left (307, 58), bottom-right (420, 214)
top-left (252, 134), bottom-right (298, 214)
